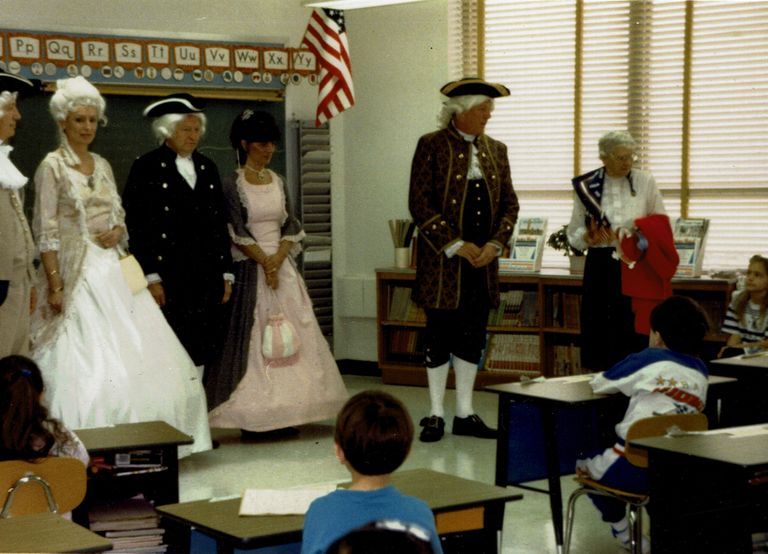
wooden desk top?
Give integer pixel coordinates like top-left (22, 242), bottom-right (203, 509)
top-left (0, 512), bottom-right (113, 552)
top-left (710, 352), bottom-right (768, 370)
top-left (487, 374), bottom-right (736, 404)
top-left (157, 469), bottom-right (522, 547)
top-left (632, 425), bottom-right (768, 467)
top-left (74, 420), bottom-right (193, 452)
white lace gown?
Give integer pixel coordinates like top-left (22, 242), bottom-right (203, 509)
top-left (30, 144), bottom-right (212, 458)
top-left (208, 170), bottom-right (348, 431)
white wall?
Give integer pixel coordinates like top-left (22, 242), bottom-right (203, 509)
top-left (1, 0), bottom-right (451, 361)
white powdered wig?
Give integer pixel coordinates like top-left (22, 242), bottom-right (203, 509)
top-left (49, 76), bottom-right (107, 127)
top-left (0, 91), bottom-right (19, 118)
top-left (151, 113), bottom-right (207, 144)
top-left (437, 94), bottom-right (493, 129)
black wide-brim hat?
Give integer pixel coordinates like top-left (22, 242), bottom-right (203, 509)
top-left (0, 69), bottom-right (39, 95)
top-left (143, 93), bottom-right (206, 117)
top-left (440, 77), bottom-right (510, 98)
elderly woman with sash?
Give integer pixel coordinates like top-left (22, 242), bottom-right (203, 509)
top-left (567, 131), bottom-right (667, 372)
top-left (409, 78), bottom-right (519, 443)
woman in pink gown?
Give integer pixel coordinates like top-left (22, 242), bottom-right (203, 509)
top-left (205, 109), bottom-right (347, 433)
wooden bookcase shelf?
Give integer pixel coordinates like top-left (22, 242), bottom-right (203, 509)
top-left (376, 268), bottom-right (735, 388)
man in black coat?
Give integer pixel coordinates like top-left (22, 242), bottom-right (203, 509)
top-left (123, 94), bottom-right (232, 370)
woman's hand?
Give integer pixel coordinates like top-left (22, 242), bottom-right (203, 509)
top-left (47, 287), bottom-right (64, 314)
top-left (148, 282), bottom-right (166, 307)
top-left (584, 221), bottom-right (615, 247)
top-left (221, 280), bottom-right (232, 303)
top-left (266, 270), bottom-right (279, 290)
top-left (96, 225), bottom-right (124, 249)
top-left (457, 242), bottom-right (481, 264)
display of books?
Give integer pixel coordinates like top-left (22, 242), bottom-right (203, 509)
top-left (673, 217), bottom-right (709, 277)
top-left (501, 217), bottom-right (547, 273)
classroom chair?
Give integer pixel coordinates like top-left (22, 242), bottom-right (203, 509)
top-left (562, 412), bottom-right (708, 554)
top-left (0, 457), bottom-right (87, 517)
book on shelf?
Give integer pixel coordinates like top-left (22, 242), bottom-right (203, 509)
top-left (387, 328), bottom-right (423, 356)
top-left (387, 286), bottom-right (425, 322)
top-left (673, 217), bottom-right (709, 277)
top-left (547, 291), bottom-right (580, 329)
top-left (500, 217), bottom-right (547, 273)
top-left (488, 290), bottom-right (539, 327)
top-left (483, 333), bottom-right (542, 377)
top-left (551, 343), bottom-right (583, 376)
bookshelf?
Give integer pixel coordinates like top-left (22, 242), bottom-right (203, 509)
top-left (376, 268), bottom-right (735, 388)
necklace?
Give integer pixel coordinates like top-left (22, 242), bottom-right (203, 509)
top-left (244, 164), bottom-right (270, 183)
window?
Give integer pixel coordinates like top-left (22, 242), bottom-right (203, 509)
top-left (458, 0), bottom-right (768, 271)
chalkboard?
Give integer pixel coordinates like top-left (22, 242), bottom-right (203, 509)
top-left (10, 91), bottom-right (286, 197)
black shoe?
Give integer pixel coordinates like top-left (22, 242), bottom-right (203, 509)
top-left (419, 416), bottom-right (445, 442)
top-left (452, 414), bottom-right (497, 439)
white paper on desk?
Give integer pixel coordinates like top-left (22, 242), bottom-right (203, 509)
top-left (239, 485), bottom-right (337, 516)
top-left (548, 374), bottom-right (595, 384)
top-left (720, 424), bottom-right (768, 438)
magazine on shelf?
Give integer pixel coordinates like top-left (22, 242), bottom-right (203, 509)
top-left (673, 217), bottom-right (709, 277)
top-left (500, 217), bottom-right (547, 273)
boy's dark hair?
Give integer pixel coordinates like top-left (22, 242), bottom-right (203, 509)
top-left (327, 520), bottom-right (433, 554)
top-left (334, 391), bottom-right (413, 476)
top-left (649, 296), bottom-right (710, 356)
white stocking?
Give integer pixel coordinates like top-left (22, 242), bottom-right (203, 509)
top-left (426, 362), bottom-right (449, 418)
top-left (453, 356), bottom-right (478, 418)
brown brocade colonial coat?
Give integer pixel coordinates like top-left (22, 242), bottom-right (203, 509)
top-left (409, 125), bottom-right (519, 310)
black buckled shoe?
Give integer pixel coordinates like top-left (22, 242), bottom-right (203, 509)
top-left (419, 416), bottom-right (445, 443)
top-left (452, 414), bottom-right (497, 439)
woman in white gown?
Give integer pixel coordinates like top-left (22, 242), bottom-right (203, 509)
top-left (30, 77), bottom-right (211, 457)
top-left (206, 109), bottom-right (347, 433)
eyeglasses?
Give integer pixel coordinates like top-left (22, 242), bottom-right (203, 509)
top-left (611, 153), bottom-right (638, 164)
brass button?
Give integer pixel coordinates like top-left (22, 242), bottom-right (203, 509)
top-left (162, 183), bottom-right (168, 189)
top-left (161, 162), bottom-right (166, 168)
top-left (157, 255), bottom-right (163, 261)
top-left (164, 206), bottom-right (169, 212)
top-left (456, 174), bottom-right (462, 180)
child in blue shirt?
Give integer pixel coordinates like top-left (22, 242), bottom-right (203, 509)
top-left (301, 391), bottom-right (443, 554)
top-left (576, 295), bottom-right (710, 551)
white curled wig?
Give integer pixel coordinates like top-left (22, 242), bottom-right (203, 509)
top-left (0, 91), bottom-right (18, 118)
top-left (151, 113), bottom-right (207, 144)
top-left (598, 130), bottom-right (636, 158)
top-left (49, 76), bottom-right (107, 131)
top-left (437, 94), bottom-right (493, 129)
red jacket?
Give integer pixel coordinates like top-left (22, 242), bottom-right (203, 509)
top-left (618, 214), bottom-right (679, 334)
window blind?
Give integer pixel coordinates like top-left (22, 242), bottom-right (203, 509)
top-left (467, 0), bottom-right (768, 271)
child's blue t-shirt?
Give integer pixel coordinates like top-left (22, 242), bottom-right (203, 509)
top-left (301, 485), bottom-right (443, 554)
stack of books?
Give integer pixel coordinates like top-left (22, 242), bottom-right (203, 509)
top-left (482, 333), bottom-right (542, 379)
top-left (89, 494), bottom-right (166, 553)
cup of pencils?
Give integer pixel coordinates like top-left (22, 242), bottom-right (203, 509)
top-left (389, 219), bottom-right (415, 269)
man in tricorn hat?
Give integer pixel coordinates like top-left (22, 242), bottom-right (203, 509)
top-left (0, 70), bottom-right (38, 357)
top-left (123, 94), bottom-right (232, 374)
top-left (409, 78), bottom-right (519, 442)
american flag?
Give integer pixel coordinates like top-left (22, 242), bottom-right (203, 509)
top-left (302, 8), bottom-right (355, 126)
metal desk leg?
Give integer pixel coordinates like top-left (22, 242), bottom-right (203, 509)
top-left (541, 406), bottom-right (564, 552)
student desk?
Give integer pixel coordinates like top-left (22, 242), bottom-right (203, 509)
top-left (632, 425), bottom-right (768, 553)
top-left (709, 352), bottom-right (768, 425)
top-left (486, 374), bottom-right (737, 552)
top-left (73, 421), bottom-right (193, 551)
top-left (0, 512), bottom-right (114, 552)
top-left (156, 468), bottom-right (523, 553)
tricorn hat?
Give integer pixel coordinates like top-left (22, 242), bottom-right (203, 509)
top-left (143, 93), bottom-right (205, 118)
top-left (0, 69), bottom-right (39, 95)
top-left (440, 77), bottom-right (510, 98)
